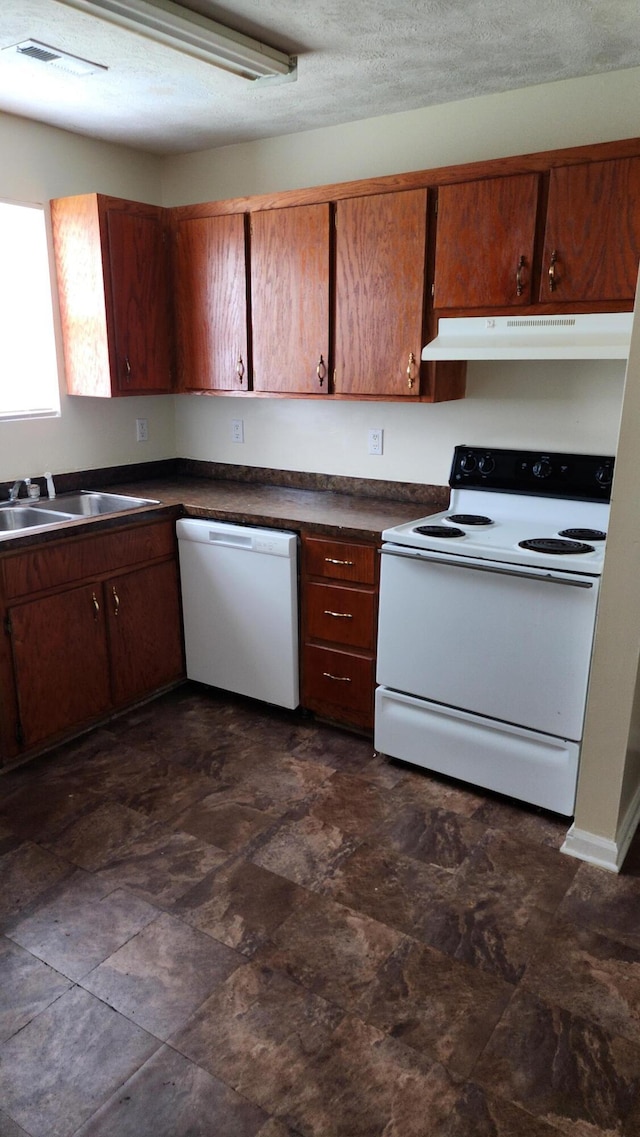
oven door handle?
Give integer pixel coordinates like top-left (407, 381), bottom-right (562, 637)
top-left (380, 546), bottom-right (595, 588)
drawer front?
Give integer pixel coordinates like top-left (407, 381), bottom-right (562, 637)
top-left (302, 644), bottom-right (375, 727)
top-left (304, 536), bottom-right (377, 584)
top-left (3, 520), bottom-right (176, 599)
top-left (306, 582), bottom-right (376, 650)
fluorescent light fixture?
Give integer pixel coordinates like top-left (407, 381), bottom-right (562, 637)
top-left (53, 0), bottom-right (296, 80)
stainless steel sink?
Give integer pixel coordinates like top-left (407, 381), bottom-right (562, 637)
top-left (34, 491), bottom-right (159, 517)
top-left (0, 506), bottom-right (76, 532)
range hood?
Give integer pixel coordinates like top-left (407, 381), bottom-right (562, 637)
top-left (421, 313), bottom-right (633, 361)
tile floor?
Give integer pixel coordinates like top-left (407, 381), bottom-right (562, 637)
top-left (1, 684), bottom-right (640, 1136)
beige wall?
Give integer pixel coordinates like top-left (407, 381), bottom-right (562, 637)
top-left (0, 112), bottom-right (175, 484)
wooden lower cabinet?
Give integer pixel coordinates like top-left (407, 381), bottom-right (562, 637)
top-left (301, 533), bottom-right (378, 731)
top-left (1, 519), bottom-right (184, 759)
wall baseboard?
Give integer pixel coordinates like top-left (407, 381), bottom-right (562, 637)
top-left (561, 782), bottom-right (640, 871)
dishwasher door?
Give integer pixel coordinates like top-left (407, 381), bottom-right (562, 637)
top-left (176, 519), bottom-right (299, 709)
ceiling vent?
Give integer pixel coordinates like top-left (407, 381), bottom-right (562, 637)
top-left (6, 39), bottom-right (107, 76)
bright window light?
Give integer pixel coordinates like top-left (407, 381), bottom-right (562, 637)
top-left (0, 200), bottom-right (60, 420)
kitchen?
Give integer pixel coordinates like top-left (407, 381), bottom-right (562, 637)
top-left (2, 8), bottom-right (640, 1131)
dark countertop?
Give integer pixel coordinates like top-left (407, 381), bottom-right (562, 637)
top-left (108, 475), bottom-right (448, 541)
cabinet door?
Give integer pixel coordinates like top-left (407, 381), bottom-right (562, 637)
top-left (9, 584), bottom-right (111, 748)
top-left (106, 559), bottom-right (184, 707)
top-left (433, 174), bottom-right (540, 309)
top-left (106, 208), bottom-right (174, 392)
top-left (540, 157), bottom-right (640, 303)
top-left (173, 214), bottom-right (249, 391)
top-left (250, 205), bottom-right (330, 394)
top-left (334, 190), bottom-right (427, 397)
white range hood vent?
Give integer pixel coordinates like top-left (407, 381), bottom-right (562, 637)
top-left (421, 313), bottom-right (633, 361)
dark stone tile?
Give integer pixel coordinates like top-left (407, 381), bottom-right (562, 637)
top-left (391, 766), bottom-right (488, 817)
top-left (172, 962), bottom-right (344, 1115)
top-left (355, 936), bottom-right (514, 1078)
top-left (290, 725), bottom-right (379, 775)
top-left (302, 771), bottom-right (390, 839)
top-left (0, 780), bottom-right (104, 843)
top-left (251, 814), bottom-right (362, 889)
top-left (74, 1045), bottom-right (267, 1136)
top-left (178, 858), bottom-right (308, 956)
top-left (196, 748), bottom-right (333, 812)
top-left (255, 890), bottom-right (403, 1011)
top-left (0, 985), bottom-right (159, 1137)
top-left (0, 938), bottom-right (71, 1044)
top-left (522, 915), bottom-right (640, 1047)
top-left (7, 874), bottom-right (158, 981)
top-left (44, 801), bottom-right (154, 871)
top-left (376, 800), bottom-right (488, 871)
top-left (437, 1083), bottom-right (571, 1136)
top-left (108, 756), bottom-right (218, 824)
top-left (82, 910), bottom-right (244, 1040)
top-left (279, 1015), bottom-right (460, 1137)
top-left (474, 987), bottom-right (640, 1136)
top-left (95, 826), bottom-right (227, 908)
top-left (0, 1111), bottom-right (30, 1137)
top-left (558, 862), bottom-right (640, 950)
top-left (256, 1121), bottom-right (304, 1137)
top-left (0, 841), bottom-right (73, 927)
top-left (175, 795), bottom-right (281, 853)
top-left (456, 829), bottom-right (579, 915)
top-left (470, 797), bottom-right (570, 850)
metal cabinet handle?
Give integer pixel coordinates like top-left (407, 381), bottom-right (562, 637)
top-left (322, 672), bottom-right (352, 683)
top-left (406, 351), bottom-right (417, 389)
top-left (92, 592), bottom-right (100, 620)
top-left (112, 585), bottom-right (120, 617)
top-left (324, 557), bottom-right (354, 566)
top-left (323, 610), bottom-right (353, 619)
top-left (236, 356), bottom-right (245, 383)
top-left (124, 356), bottom-right (131, 383)
top-left (316, 354), bottom-right (326, 387)
top-left (548, 250), bottom-right (558, 292)
top-left (516, 255), bottom-right (525, 296)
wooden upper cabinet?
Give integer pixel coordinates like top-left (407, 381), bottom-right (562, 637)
top-left (433, 173), bottom-right (540, 310)
top-left (334, 189), bottom-right (428, 397)
top-left (173, 213), bottom-right (249, 392)
top-left (540, 157), bottom-right (640, 303)
top-left (250, 204), bottom-right (330, 394)
top-left (51, 194), bottom-right (173, 396)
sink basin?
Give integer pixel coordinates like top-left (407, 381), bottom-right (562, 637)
top-left (33, 491), bottom-right (159, 517)
top-left (0, 506), bottom-right (76, 532)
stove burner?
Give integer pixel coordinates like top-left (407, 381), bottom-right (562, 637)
top-left (446, 513), bottom-right (493, 526)
top-left (558, 528), bottom-right (607, 541)
top-left (518, 538), bottom-right (594, 555)
top-left (414, 524), bottom-right (466, 538)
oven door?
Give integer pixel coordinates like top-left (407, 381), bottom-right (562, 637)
top-left (376, 544), bottom-right (600, 740)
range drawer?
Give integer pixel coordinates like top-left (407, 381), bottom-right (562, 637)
top-left (304, 537), bottom-right (376, 584)
top-left (302, 644), bottom-right (375, 728)
top-left (305, 581), bottom-right (376, 650)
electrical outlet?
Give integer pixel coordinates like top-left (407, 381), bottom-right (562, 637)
top-left (368, 428), bottom-right (383, 455)
top-left (136, 418), bottom-right (148, 442)
top-left (231, 418), bottom-right (244, 443)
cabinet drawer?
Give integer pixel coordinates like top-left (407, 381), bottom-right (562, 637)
top-left (302, 644), bottom-right (375, 727)
top-left (304, 537), bottom-right (376, 584)
top-left (306, 582), bottom-right (376, 649)
top-left (3, 520), bottom-right (175, 599)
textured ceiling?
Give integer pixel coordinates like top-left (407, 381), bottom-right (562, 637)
top-left (0, 0), bottom-right (639, 155)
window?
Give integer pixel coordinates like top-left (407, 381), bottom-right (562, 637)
top-left (0, 200), bottom-right (60, 419)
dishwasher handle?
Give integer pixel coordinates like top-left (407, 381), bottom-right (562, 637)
top-left (176, 518), bottom-right (297, 557)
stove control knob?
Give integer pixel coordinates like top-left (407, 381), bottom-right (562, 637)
top-left (460, 453), bottom-right (477, 472)
top-left (478, 455), bottom-right (495, 474)
top-left (532, 458), bottom-right (553, 479)
top-left (595, 464), bottom-right (613, 487)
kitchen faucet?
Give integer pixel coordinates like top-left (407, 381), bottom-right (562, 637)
top-left (8, 477), bottom-right (31, 502)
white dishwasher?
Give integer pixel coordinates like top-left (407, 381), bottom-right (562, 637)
top-left (176, 519), bottom-right (299, 709)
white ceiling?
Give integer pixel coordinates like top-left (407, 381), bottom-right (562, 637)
top-left (0, 0), bottom-right (639, 156)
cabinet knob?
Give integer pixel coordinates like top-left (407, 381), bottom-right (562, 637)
top-left (236, 356), bottom-right (245, 383)
top-left (406, 351), bottom-right (417, 389)
top-left (516, 255), bottom-right (526, 296)
top-left (316, 354), bottom-right (327, 387)
top-left (548, 250), bottom-right (558, 292)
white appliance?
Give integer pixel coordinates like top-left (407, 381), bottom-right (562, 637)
top-left (177, 518), bottom-right (299, 709)
top-left (421, 312), bottom-right (633, 360)
top-left (375, 446), bottom-right (613, 815)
